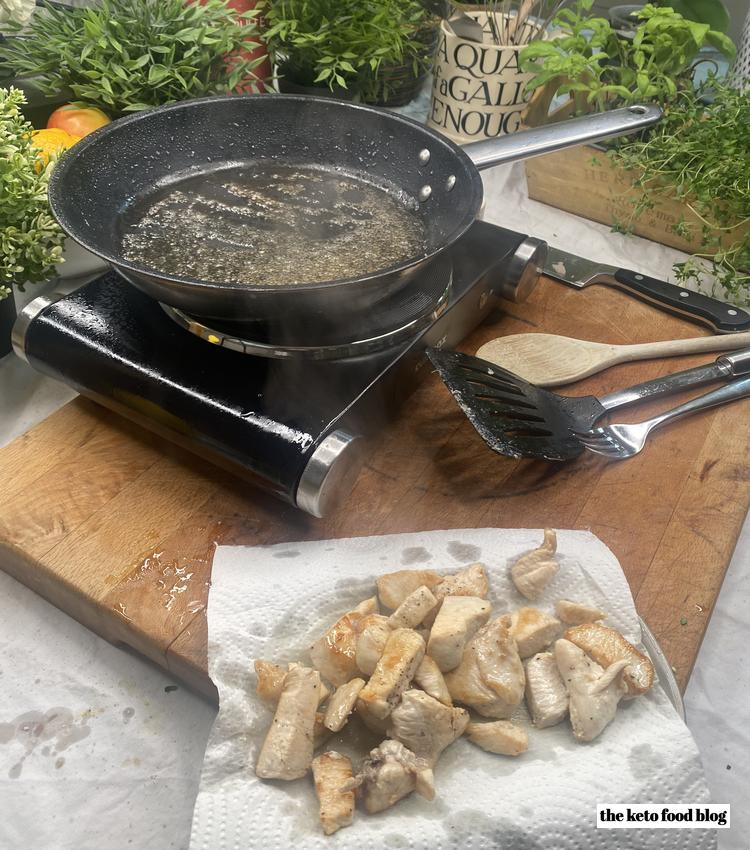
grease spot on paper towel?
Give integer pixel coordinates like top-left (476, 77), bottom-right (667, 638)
top-left (401, 546), bottom-right (431, 564)
top-left (629, 742), bottom-right (666, 781)
top-left (447, 540), bottom-right (482, 562)
top-left (1, 708), bottom-right (92, 778)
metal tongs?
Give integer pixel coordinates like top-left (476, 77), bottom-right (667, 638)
top-left (427, 347), bottom-right (750, 461)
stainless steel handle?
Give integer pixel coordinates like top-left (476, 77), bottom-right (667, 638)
top-left (648, 374), bottom-right (750, 432)
top-left (463, 104), bottom-right (662, 171)
top-left (599, 346), bottom-right (750, 411)
top-left (718, 347), bottom-right (750, 373)
top-left (599, 361), bottom-right (731, 411)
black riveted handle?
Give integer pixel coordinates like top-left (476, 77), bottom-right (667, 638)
top-left (612, 268), bottom-right (750, 333)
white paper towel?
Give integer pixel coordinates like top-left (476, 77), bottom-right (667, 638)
top-left (189, 528), bottom-right (716, 850)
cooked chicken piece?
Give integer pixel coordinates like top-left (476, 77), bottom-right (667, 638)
top-left (254, 660), bottom-right (287, 705)
top-left (377, 569), bottom-right (442, 610)
top-left (389, 689), bottom-right (469, 765)
top-left (354, 614), bottom-right (392, 677)
top-left (345, 740), bottom-right (434, 814)
top-left (323, 678), bottom-right (366, 732)
top-left (466, 721), bottom-right (528, 756)
top-left (309, 597), bottom-right (378, 686)
top-left (358, 628), bottom-right (425, 720)
top-left (444, 617), bottom-right (525, 718)
top-left (427, 596), bottom-right (492, 672)
top-left (510, 529), bottom-right (559, 600)
top-left (311, 751), bottom-right (355, 835)
top-left (314, 712), bottom-right (333, 749)
top-left (413, 656), bottom-right (452, 706)
top-left (409, 564), bottom-right (490, 629)
top-left (509, 607), bottom-right (561, 658)
top-left (555, 638), bottom-right (628, 742)
top-left (287, 662), bottom-right (330, 705)
top-left (524, 651), bottom-right (568, 728)
top-left (563, 623), bottom-right (655, 696)
top-left (256, 665), bottom-right (321, 780)
top-left (356, 699), bottom-right (391, 735)
top-left (387, 585), bottom-right (438, 629)
top-left (555, 599), bottom-right (607, 626)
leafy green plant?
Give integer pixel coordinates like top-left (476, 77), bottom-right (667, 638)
top-left (666, 0), bottom-right (730, 34)
top-left (610, 78), bottom-right (750, 300)
top-left (263, 0), bottom-right (434, 103)
top-left (0, 0), bottom-right (264, 116)
top-left (519, 1), bottom-right (735, 111)
top-left (0, 87), bottom-right (65, 299)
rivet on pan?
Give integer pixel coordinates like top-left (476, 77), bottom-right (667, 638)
top-left (418, 148), bottom-right (431, 165)
top-left (679, 291), bottom-right (690, 298)
top-left (419, 185), bottom-right (432, 202)
top-left (446, 175), bottom-right (456, 191)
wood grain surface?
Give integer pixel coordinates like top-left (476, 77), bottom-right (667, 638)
top-left (2, 275), bottom-right (750, 702)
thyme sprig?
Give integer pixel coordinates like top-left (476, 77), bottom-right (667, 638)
top-left (610, 79), bottom-right (750, 301)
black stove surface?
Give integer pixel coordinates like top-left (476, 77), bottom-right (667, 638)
top-left (20, 221), bottom-right (535, 513)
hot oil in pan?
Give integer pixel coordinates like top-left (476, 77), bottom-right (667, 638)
top-left (120, 165), bottom-right (427, 285)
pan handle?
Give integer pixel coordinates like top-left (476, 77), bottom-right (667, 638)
top-left (463, 104), bottom-right (662, 171)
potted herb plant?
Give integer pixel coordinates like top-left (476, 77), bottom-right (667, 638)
top-left (0, 87), bottom-right (65, 357)
top-left (0, 0), bottom-right (266, 117)
top-left (518, 1), bottom-right (749, 300)
top-left (264, 0), bottom-right (441, 106)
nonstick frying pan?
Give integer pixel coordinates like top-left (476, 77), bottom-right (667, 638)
top-left (48, 95), bottom-right (661, 321)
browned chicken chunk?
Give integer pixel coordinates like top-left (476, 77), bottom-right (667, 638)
top-left (387, 585), bottom-right (439, 629)
top-left (413, 656), bottom-right (452, 706)
top-left (510, 529), bottom-right (559, 600)
top-left (354, 613), bottom-right (392, 677)
top-left (311, 751), bottom-right (355, 835)
top-left (427, 596), bottom-right (492, 673)
top-left (376, 569), bottom-right (441, 610)
top-left (563, 623), bottom-right (655, 696)
top-left (323, 678), bottom-right (366, 732)
top-left (509, 607), bottom-right (561, 659)
top-left (389, 689), bottom-right (469, 765)
top-left (357, 628), bottom-right (425, 720)
top-left (524, 651), bottom-right (568, 729)
top-left (444, 617), bottom-right (525, 718)
top-left (256, 666), bottom-right (321, 780)
top-left (555, 638), bottom-right (628, 742)
top-left (466, 721), bottom-right (528, 756)
top-left (309, 597), bottom-right (378, 686)
top-left (555, 599), bottom-right (607, 626)
top-left (346, 740), bottom-right (434, 814)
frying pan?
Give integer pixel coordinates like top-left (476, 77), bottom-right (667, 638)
top-left (48, 95), bottom-right (661, 322)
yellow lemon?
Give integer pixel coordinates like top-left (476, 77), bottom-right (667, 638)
top-left (31, 128), bottom-right (82, 167)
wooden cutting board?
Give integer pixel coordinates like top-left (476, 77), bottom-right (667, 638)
top-left (2, 275), bottom-right (750, 701)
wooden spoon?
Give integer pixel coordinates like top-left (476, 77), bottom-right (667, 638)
top-left (475, 331), bottom-right (750, 387)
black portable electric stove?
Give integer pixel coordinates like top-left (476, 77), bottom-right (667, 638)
top-left (13, 221), bottom-right (546, 516)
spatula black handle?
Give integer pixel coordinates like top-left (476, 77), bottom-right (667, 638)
top-left (612, 269), bottom-right (750, 334)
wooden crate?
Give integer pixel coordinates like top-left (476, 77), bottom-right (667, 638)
top-left (524, 145), bottom-right (713, 254)
top-left (522, 87), bottom-right (749, 255)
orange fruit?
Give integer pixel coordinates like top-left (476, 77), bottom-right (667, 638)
top-left (32, 128), bottom-right (82, 167)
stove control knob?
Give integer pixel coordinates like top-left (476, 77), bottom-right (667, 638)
top-left (296, 430), bottom-right (364, 519)
top-left (495, 237), bottom-right (548, 303)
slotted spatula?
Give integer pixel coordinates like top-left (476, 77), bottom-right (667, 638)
top-left (426, 347), bottom-right (750, 460)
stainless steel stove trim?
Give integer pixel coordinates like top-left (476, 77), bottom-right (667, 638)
top-left (296, 430), bottom-right (364, 518)
top-left (12, 275), bottom-right (100, 363)
top-left (494, 237), bottom-right (548, 303)
top-left (160, 275), bottom-right (453, 360)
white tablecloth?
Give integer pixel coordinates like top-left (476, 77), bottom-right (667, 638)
top-left (1, 162), bottom-right (747, 849)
